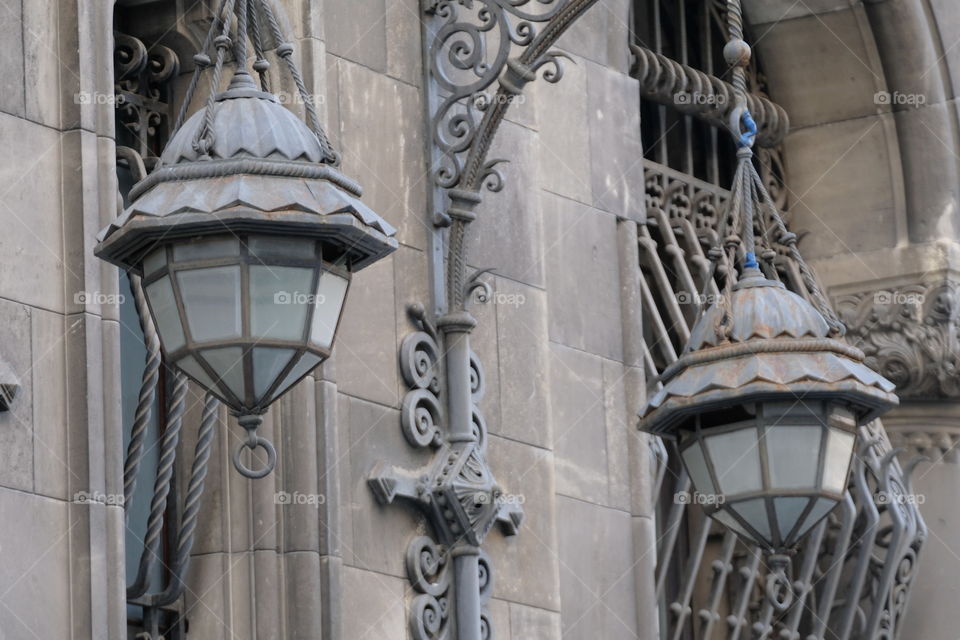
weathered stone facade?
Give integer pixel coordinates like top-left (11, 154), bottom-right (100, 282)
top-left (0, 0), bottom-right (956, 639)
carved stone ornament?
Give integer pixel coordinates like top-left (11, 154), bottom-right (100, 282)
top-left (836, 281), bottom-right (960, 399)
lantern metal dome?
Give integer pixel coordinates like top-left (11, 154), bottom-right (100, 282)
top-left (95, 0), bottom-right (397, 478)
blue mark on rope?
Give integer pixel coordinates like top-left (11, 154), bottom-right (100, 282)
top-left (744, 251), bottom-right (759, 269)
top-left (738, 111), bottom-right (757, 148)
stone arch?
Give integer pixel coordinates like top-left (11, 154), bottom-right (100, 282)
top-left (745, 0), bottom-right (960, 280)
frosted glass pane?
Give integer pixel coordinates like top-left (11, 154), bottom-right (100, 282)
top-left (774, 497), bottom-right (810, 542)
top-left (681, 442), bottom-right (717, 497)
top-left (733, 498), bottom-right (771, 546)
top-left (252, 347), bottom-right (295, 401)
top-left (176, 355), bottom-right (217, 391)
top-left (766, 426), bottom-right (820, 489)
top-left (176, 266), bottom-right (242, 342)
top-left (143, 248), bottom-right (167, 276)
top-left (249, 266), bottom-right (315, 340)
top-left (712, 509), bottom-right (753, 541)
top-left (269, 352), bottom-right (324, 402)
top-left (173, 236), bottom-right (239, 261)
top-left (310, 272), bottom-right (349, 349)
top-left (793, 497), bottom-right (837, 540)
top-left (248, 235), bottom-right (316, 260)
top-left (145, 276), bottom-right (185, 352)
top-left (822, 428), bottom-right (856, 493)
top-left (706, 428), bottom-right (762, 496)
top-left (200, 347), bottom-right (246, 401)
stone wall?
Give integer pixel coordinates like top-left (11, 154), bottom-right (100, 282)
top-left (4, 0), bottom-right (958, 639)
top-left (0, 1), bottom-right (126, 638)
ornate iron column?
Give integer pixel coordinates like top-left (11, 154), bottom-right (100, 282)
top-left (368, 1), bottom-right (601, 638)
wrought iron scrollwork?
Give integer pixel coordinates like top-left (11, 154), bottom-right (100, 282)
top-left (115, 33), bottom-right (179, 168)
top-left (400, 325), bottom-right (446, 449)
top-left (371, 303), bottom-right (513, 639)
top-left (425, 0), bottom-right (566, 194)
top-left (408, 536), bottom-right (453, 640)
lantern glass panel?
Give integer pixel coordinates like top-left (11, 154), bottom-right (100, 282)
top-left (249, 235), bottom-right (316, 260)
top-left (774, 496), bottom-right (810, 542)
top-left (145, 275), bottom-right (186, 352)
top-left (794, 497), bottom-right (837, 539)
top-left (733, 497), bottom-right (771, 543)
top-left (252, 347), bottom-right (295, 400)
top-left (766, 425), bottom-right (821, 489)
top-left (712, 509), bottom-right (752, 540)
top-left (681, 441), bottom-right (717, 497)
top-left (173, 236), bottom-right (239, 262)
top-left (822, 428), bottom-right (855, 493)
top-left (706, 427), bottom-right (762, 495)
top-left (271, 352), bottom-right (324, 401)
top-left (176, 266), bottom-right (243, 342)
top-left (177, 354), bottom-right (218, 391)
top-left (143, 248), bottom-right (167, 277)
top-left (249, 265), bottom-right (315, 340)
top-left (201, 346), bottom-right (246, 401)
top-left (310, 271), bottom-right (349, 349)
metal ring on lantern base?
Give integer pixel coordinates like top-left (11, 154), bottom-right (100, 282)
top-left (233, 414), bottom-right (277, 479)
top-left (764, 553), bottom-right (795, 613)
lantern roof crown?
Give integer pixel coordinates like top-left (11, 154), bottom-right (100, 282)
top-left (160, 72), bottom-right (328, 166)
top-left (687, 269), bottom-right (831, 350)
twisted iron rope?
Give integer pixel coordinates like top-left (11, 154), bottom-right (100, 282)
top-left (234, 0), bottom-right (249, 68)
top-left (127, 370), bottom-right (189, 600)
top-left (172, 0), bottom-right (226, 134)
top-left (155, 393), bottom-right (219, 606)
top-left (248, 0), bottom-right (271, 92)
top-left (259, 0), bottom-right (339, 164)
top-left (717, 0), bottom-right (845, 337)
top-left (192, 0), bottom-right (237, 157)
top-left (629, 45), bottom-right (788, 147)
top-left (122, 275), bottom-right (162, 515)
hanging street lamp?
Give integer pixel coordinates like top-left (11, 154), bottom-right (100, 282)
top-left (642, 273), bottom-right (897, 551)
top-left (95, 0), bottom-right (397, 478)
top-left (638, 0), bottom-right (898, 596)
